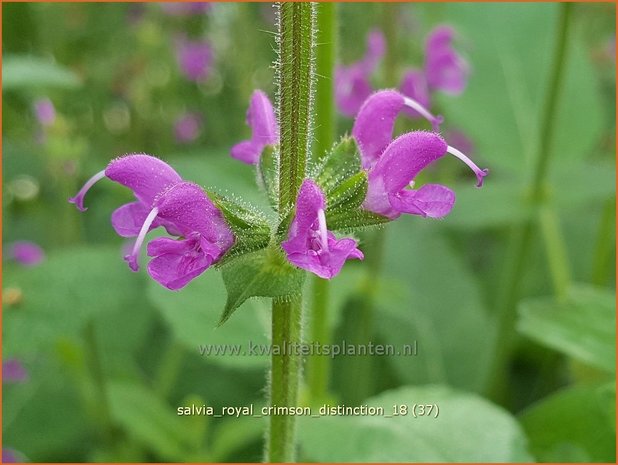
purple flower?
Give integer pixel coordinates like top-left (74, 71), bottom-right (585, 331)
top-left (161, 2), bottom-right (212, 16)
top-left (33, 98), bottom-right (56, 126)
top-left (425, 25), bottom-right (469, 95)
top-left (231, 90), bottom-right (279, 164)
top-left (363, 131), bottom-right (488, 220)
top-left (175, 36), bottom-right (213, 82)
top-left (3, 359), bottom-right (28, 383)
top-left (69, 155), bottom-right (234, 289)
top-left (352, 90), bottom-right (443, 170)
top-left (8, 241), bottom-right (45, 267)
top-left (399, 69), bottom-right (431, 119)
top-left (174, 112), bottom-right (202, 144)
top-left (335, 29), bottom-right (385, 117)
top-left (282, 180), bottom-right (363, 279)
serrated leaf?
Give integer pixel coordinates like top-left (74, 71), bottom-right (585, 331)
top-left (315, 136), bottom-right (362, 192)
top-left (326, 171), bottom-right (368, 213)
top-left (220, 248), bottom-right (305, 325)
top-left (208, 192), bottom-right (271, 262)
top-left (257, 145), bottom-right (279, 211)
top-left (326, 208), bottom-right (390, 232)
top-left (517, 285), bottom-right (616, 373)
top-left (3, 54), bottom-right (81, 90)
top-left (299, 385), bottom-right (532, 462)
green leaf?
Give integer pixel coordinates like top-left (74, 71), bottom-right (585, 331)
top-left (326, 209), bottom-right (389, 233)
top-left (517, 285), bottom-right (616, 373)
top-left (326, 171), bottom-right (368, 213)
top-left (519, 383), bottom-right (616, 462)
top-left (147, 272), bottom-right (270, 369)
top-left (299, 385), bottom-right (532, 462)
top-left (3, 54), bottom-right (81, 90)
top-left (314, 135), bottom-right (362, 192)
top-left (3, 246), bottom-right (145, 358)
top-left (257, 145), bottom-right (279, 211)
top-left (378, 219), bottom-right (494, 392)
top-left (107, 381), bottom-right (198, 462)
top-left (208, 191), bottom-right (271, 262)
top-left (220, 248), bottom-right (305, 325)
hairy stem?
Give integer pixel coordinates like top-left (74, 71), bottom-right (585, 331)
top-left (267, 298), bottom-right (303, 462)
top-left (486, 3), bottom-right (573, 401)
top-left (307, 276), bottom-right (330, 403)
top-left (267, 3), bottom-right (316, 462)
top-left (276, 2), bottom-right (316, 214)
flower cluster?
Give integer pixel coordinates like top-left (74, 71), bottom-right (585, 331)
top-left (335, 26), bottom-right (469, 120)
top-left (229, 88), bottom-right (486, 278)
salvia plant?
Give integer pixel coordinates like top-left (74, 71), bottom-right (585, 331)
top-left (68, 3), bottom-right (487, 461)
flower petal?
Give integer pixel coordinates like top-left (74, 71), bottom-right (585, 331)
top-left (147, 235), bottom-right (219, 290)
top-left (389, 184), bottom-right (455, 218)
top-left (352, 90), bottom-right (406, 168)
top-left (359, 29), bottom-right (386, 74)
top-left (175, 37), bottom-right (213, 82)
top-left (2, 359), bottom-right (28, 383)
top-left (231, 90), bottom-right (278, 165)
top-left (105, 154), bottom-right (182, 206)
top-left (9, 241), bottom-right (45, 266)
top-left (364, 131), bottom-right (448, 218)
top-left (154, 182), bottom-right (234, 251)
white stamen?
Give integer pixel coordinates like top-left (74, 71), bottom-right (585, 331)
top-left (125, 207), bottom-right (159, 271)
top-left (317, 209), bottom-right (329, 253)
top-left (446, 145), bottom-right (489, 187)
top-left (68, 170), bottom-right (106, 211)
top-left (403, 97), bottom-right (443, 132)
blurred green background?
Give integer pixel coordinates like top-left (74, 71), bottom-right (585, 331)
top-left (2, 2), bottom-right (615, 463)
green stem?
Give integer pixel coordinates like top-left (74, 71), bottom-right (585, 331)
top-left (267, 3), bottom-right (315, 462)
top-left (486, 3), bottom-right (573, 401)
top-left (538, 207), bottom-right (571, 300)
top-left (591, 197), bottom-right (616, 286)
top-left (154, 341), bottom-right (184, 399)
top-left (84, 321), bottom-right (114, 443)
top-left (307, 276), bottom-right (330, 403)
top-left (268, 298), bottom-right (303, 463)
top-left (306, 2), bottom-right (336, 405)
top-left (312, 2), bottom-right (336, 162)
top-left (277, 2), bottom-right (316, 214)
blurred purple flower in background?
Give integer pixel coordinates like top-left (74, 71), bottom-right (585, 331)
top-left (8, 241), bottom-right (45, 267)
top-left (335, 29), bottom-right (385, 117)
top-left (175, 36), bottom-right (213, 82)
top-left (425, 25), bottom-right (469, 95)
top-left (161, 2), bottom-right (212, 16)
top-left (33, 98), bottom-right (56, 126)
top-left (3, 359), bottom-right (28, 383)
top-left (282, 180), bottom-right (363, 279)
top-left (174, 112), bottom-right (203, 144)
top-left (2, 449), bottom-right (22, 463)
top-left (231, 90), bottom-right (279, 164)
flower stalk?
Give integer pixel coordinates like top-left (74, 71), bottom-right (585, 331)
top-left (486, 2), bottom-right (573, 401)
top-left (268, 2), bottom-right (316, 462)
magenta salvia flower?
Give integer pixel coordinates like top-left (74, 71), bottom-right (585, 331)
top-left (33, 98), bottom-right (56, 126)
top-left (2, 359), bottom-right (28, 383)
top-left (175, 36), bottom-right (213, 82)
top-left (69, 155), bottom-right (234, 289)
top-left (335, 29), bottom-right (385, 117)
top-left (8, 241), bottom-right (45, 266)
top-left (174, 112), bottom-right (202, 144)
top-left (282, 180), bottom-right (363, 279)
top-left (231, 90), bottom-right (279, 164)
top-left (425, 25), bottom-right (469, 95)
top-left (363, 131), bottom-right (487, 220)
top-left (352, 90), bottom-right (443, 169)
